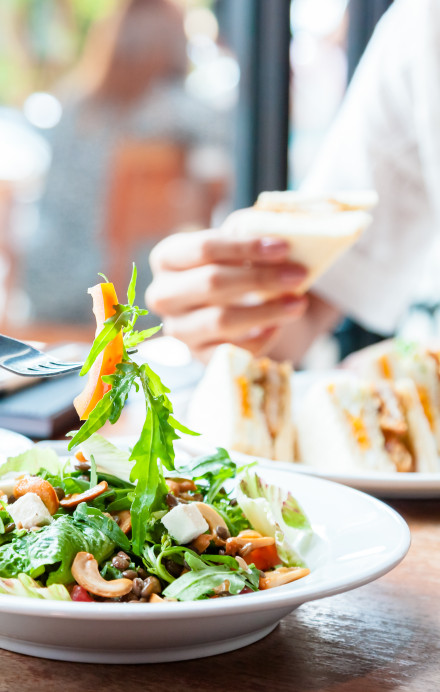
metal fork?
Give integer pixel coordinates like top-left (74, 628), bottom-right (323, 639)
top-left (0, 335), bottom-right (83, 378)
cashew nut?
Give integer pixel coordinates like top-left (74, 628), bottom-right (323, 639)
top-left (60, 481), bottom-right (108, 509)
top-left (14, 477), bottom-right (59, 515)
top-left (149, 593), bottom-right (165, 603)
top-left (259, 566), bottom-right (310, 590)
top-left (71, 552), bottom-right (133, 598)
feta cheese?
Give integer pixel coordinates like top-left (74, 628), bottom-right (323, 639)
top-left (161, 503), bottom-right (209, 544)
top-left (8, 493), bottom-right (53, 530)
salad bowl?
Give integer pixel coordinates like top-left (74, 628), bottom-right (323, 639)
top-left (0, 467), bottom-right (409, 663)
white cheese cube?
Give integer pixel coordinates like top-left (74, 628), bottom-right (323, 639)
top-left (9, 493), bottom-right (53, 530)
top-left (161, 503), bottom-right (209, 544)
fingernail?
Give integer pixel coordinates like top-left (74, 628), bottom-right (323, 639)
top-left (283, 295), bottom-right (305, 310)
top-left (280, 266), bottom-right (307, 284)
top-left (258, 238), bottom-right (289, 256)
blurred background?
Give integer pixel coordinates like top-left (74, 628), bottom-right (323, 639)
top-left (1, 0), bottom-right (435, 361)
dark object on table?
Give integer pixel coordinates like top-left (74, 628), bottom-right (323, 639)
top-left (0, 372), bottom-right (83, 438)
top-left (334, 318), bottom-right (387, 361)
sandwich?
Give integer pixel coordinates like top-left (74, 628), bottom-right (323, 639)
top-left (349, 340), bottom-right (440, 454)
top-left (187, 344), bottom-right (294, 461)
top-left (296, 375), bottom-right (439, 473)
top-left (223, 190), bottom-right (377, 294)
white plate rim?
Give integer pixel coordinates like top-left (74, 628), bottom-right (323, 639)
top-left (177, 436), bottom-right (440, 497)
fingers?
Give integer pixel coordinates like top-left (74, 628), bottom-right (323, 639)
top-left (146, 262), bottom-right (307, 315)
top-left (163, 294), bottom-right (309, 350)
top-left (149, 229), bottom-right (290, 272)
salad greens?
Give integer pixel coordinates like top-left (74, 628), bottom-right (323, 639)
top-left (237, 470), bottom-right (313, 568)
top-left (0, 265), bottom-right (314, 603)
top-left (0, 574), bottom-right (70, 601)
top-left (162, 553), bottom-right (259, 602)
top-left (0, 515), bottom-right (115, 584)
top-left (0, 448), bottom-right (64, 479)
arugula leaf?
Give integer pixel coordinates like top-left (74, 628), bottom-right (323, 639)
top-left (69, 263), bottom-right (197, 554)
top-left (162, 551), bottom-right (258, 601)
top-left (80, 304), bottom-right (134, 376)
top-left (176, 448), bottom-right (241, 504)
top-left (123, 325), bottom-right (161, 349)
top-left (68, 364), bottom-right (137, 450)
top-left (126, 263), bottom-right (137, 306)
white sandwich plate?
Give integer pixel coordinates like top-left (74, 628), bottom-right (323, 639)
top-left (0, 468), bottom-right (409, 663)
top-left (0, 429), bottom-right (33, 462)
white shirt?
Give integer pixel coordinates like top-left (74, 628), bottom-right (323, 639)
top-left (304, 0), bottom-right (440, 334)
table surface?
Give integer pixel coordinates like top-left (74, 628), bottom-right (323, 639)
top-left (1, 379), bottom-right (440, 690)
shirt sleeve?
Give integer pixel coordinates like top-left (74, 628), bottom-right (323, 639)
top-left (302, 0), bottom-right (440, 334)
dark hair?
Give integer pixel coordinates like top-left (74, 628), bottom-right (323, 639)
top-left (77, 0), bottom-right (187, 104)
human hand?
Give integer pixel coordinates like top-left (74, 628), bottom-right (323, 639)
top-left (145, 229), bottom-right (308, 362)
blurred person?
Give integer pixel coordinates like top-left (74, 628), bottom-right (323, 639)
top-left (146, 0), bottom-right (440, 364)
top-left (24, 0), bottom-right (228, 323)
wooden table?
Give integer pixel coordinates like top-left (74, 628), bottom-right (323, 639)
top-left (1, 404), bottom-right (439, 689)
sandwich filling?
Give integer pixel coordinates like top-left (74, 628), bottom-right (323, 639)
top-left (328, 381), bottom-right (415, 472)
top-left (235, 358), bottom-right (291, 443)
top-left (377, 347), bottom-right (440, 435)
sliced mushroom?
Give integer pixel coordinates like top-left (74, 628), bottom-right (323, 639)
top-left (60, 481), bottom-right (108, 509)
top-left (189, 532), bottom-right (212, 554)
top-left (114, 510), bottom-right (131, 534)
top-left (237, 529), bottom-right (263, 539)
top-left (14, 477), bottom-right (59, 515)
top-left (71, 552), bottom-right (133, 598)
top-left (259, 566), bottom-right (310, 590)
top-left (194, 502), bottom-right (229, 546)
top-left (225, 535), bottom-right (275, 556)
top-left (166, 478), bottom-right (197, 495)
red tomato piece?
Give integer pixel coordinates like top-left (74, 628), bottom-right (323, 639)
top-left (71, 585), bottom-right (94, 602)
top-left (244, 544), bottom-right (280, 571)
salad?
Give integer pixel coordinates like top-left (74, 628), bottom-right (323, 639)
top-left (0, 267), bottom-right (312, 603)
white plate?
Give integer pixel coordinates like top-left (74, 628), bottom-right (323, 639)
top-left (179, 437), bottom-right (440, 499)
top-left (0, 468), bottom-right (410, 663)
top-left (0, 428), bottom-right (33, 463)
top-left (179, 370), bottom-right (440, 499)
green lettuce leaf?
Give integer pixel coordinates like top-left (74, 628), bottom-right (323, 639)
top-left (73, 502), bottom-right (131, 553)
top-left (0, 515), bottom-right (115, 584)
top-left (78, 433), bottom-right (134, 482)
top-left (0, 573), bottom-right (71, 600)
top-left (0, 448), bottom-right (64, 479)
top-left (236, 470), bottom-right (314, 568)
